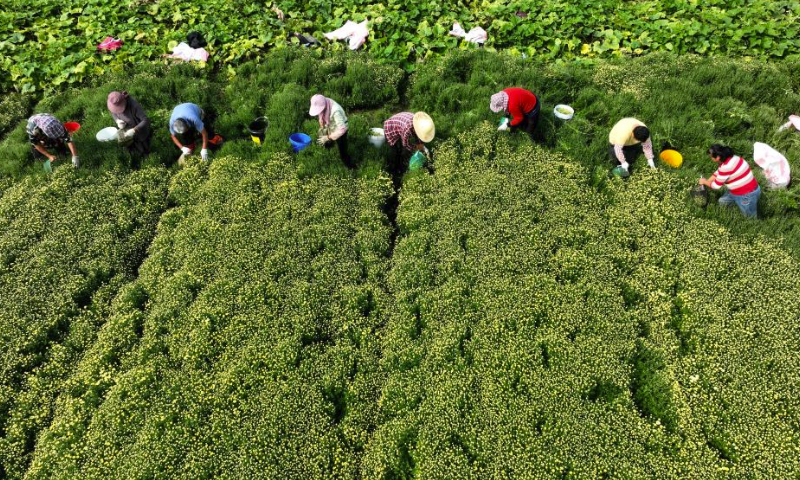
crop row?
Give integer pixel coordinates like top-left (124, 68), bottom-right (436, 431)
top-left (368, 124), bottom-right (800, 478)
top-left (20, 156), bottom-right (394, 479)
top-left (0, 168), bottom-right (168, 477)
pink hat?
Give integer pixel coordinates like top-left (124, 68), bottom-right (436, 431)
top-left (309, 94), bottom-right (326, 117)
top-left (107, 91), bottom-right (128, 114)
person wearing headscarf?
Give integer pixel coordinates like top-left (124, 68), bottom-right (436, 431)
top-left (26, 113), bottom-right (79, 167)
top-left (490, 88), bottom-right (540, 141)
top-left (107, 91), bottom-right (152, 159)
top-left (309, 94), bottom-right (352, 168)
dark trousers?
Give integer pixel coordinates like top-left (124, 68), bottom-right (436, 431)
top-left (325, 132), bottom-right (353, 168)
top-left (510, 96), bottom-right (541, 142)
top-left (128, 128), bottom-right (152, 157)
top-left (176, 125), bottom-right (219, 151)
top-left (608, 143), bottom-right (644, 171)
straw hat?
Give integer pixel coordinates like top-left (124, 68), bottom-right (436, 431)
top-left (412, 112), bottom-right (435, 143)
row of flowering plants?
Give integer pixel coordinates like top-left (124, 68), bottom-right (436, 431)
top-left (21, 156), bottom-right (394, 479)
top-left (364, 124), bottom-right (800, 478)
top-left (0, 168), bottom-right (169, 477)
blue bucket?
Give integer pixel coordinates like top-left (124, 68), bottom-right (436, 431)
top-left (289, 133), bottom-right (311, 152)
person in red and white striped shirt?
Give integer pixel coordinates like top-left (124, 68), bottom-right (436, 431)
top-left (698, 144), bottom-right (761, 218)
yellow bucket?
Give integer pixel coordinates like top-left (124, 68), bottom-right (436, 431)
top-left (660, 149), bottom-right (683, 168)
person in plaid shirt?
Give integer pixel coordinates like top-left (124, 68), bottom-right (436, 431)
top-left (383, 111), bottom-right (435, 174)
top-left (27, 114), bottom-right (79, 167)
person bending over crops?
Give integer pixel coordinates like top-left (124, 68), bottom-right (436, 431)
top-left (698, 144), bottom-right (761, 218)
top-left (491, 88), bottom-right (540, 141)
top-left (169, 103), bottom-right (223, 162)
top-left (26, 113), bottom-right (79, 168)
top-left (107, 91), bottom-right (152, 161)
top-left (309, 94), bottom-right (353, 168)
top-left (383, 112), bottom-right (435, 174)
top-left (608, 118), bottom-right (655, 174)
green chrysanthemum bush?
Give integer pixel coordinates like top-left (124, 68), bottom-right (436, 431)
top-left (22, 156), bottom-right (393, 479)
top-left (0, 168), bottom-right (168, 477)
top-left (364, 124), bottom-right (800, 478)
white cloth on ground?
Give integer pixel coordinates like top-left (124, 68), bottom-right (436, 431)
top-left (168, 42), bottom-right (210, 62)
top-left (449, 22), bottom-right (487, 44)
top-left (753, 142), bottom-right (791, 189)
top-left (324, 20), bottom-right (369, 50)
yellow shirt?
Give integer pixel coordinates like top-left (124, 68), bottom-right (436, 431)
top-left (609, 118), bottom-right (646, 146)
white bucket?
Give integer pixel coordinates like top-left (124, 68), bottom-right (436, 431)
top-left (554, 104), bottom-right (575, 120)
top-left (369, 128), bottom-right (385, 147)
top-left (96, 126), bottom-right (119, 142)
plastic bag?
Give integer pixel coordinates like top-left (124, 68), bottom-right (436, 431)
top-left (449, 22), bottom-right (487, 44)
top-left (98, 36), bottom-right (123, 51)
top-left (324, 20), bottom-right (369, 50)
top-left (409, 151), bottom-right (426, 171)
top-left (168, 42), bottom-right (210, 62)
top-left (753, 142), bottom-right (790, 189)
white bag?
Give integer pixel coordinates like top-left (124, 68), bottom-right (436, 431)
top-left (753, 142), bottom-right (791, 189)
top-left (324, 20), bottom-right (369, 50)
top-left (449, 22), bottom-right (487, 44)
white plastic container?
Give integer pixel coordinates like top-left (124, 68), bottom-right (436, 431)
top-left (368, 128), bottom-right (385, 147)
top-left (96, 126), bottom-right (119, 142)
top-left (553, 104), bottom-right (575, 120)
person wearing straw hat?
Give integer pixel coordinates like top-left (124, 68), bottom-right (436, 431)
top-left (26, 113), bottom-right (79, 168)
top-left (608, 118), bottom-right (655, 174)
top-left (107, 91), bottom-right (152, 159)
top-left (383, 111), bottom-right (435, 173)
top-left (169, 102), bottom-right (223, 162)
top-left (309, 94), bottom-right (353, 168)
top-left (491, 88), bottom-right (541, 141)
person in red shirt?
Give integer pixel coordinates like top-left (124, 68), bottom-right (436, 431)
top-left (698, 144), bottom-right (761, 218)
top-left (490, 88), bottom-right (540, 141)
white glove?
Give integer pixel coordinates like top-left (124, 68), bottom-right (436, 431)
top-left (498, 122), bottom-right (509, 131)
top-left (181, 146), bottom-right (191, 156)
top-left (201, 148), bottom-right (209, 161)
top-left (71, 156), bottom-right (80, 168)
top-left (115, 119), bottom-right (126, 130)
top-left (619, 161), bottom-right (630, 172)
top-left (318, 135), bottom-right (329, 145)
top-left (123, 128), bottom-right (136, 140)
top-left (647, 159), bottom-right (656, 169)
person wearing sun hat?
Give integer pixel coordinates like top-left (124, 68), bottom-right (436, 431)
top-left (309, 94), bottom-right (353, 168)
top-left (383, 111), bottom-right (435, 173)
top-left (107, 91), bottom-right (152, 158)
top-left (490, 88), bottom-right (540, 141)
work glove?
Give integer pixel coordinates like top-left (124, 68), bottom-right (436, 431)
top-left (498, 117), bottom-right (510, 131)
top-left (201, 148), bottom-right (209, 161)
top-left (619, 161), bottom-right (630, 172)
top-left (647, 159), bottom-right (656, 169)
top-left (317, 135), bottom-right (329, 145)
top-left (115, 119), bottom-right (127, 130)
top-left (181, 146), bottom-right (192, 156)
top-left (123, 128), bottom-right (136, 140)
top-left (71, 156), bottom-right (80, 168)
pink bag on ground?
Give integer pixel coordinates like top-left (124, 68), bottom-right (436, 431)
top-left (98, 36), bottom-right (123, 51)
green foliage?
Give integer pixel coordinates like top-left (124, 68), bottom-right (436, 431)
top-left (366, 125), bottom-right (800, 477)
top-left (3, 0), bottom-right (800, 92)
top-left (1, 49), bottom-right (800, 479)
top-left (21, 156), bottom-right (393, 479)
top-left (0, 168), bottom-right (168, 477)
